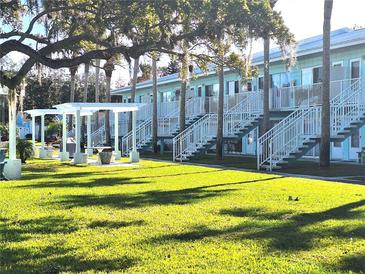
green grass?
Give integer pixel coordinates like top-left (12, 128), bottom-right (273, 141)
top-left (142, 151), bottom-right (365, 179)
top-left (1, 158), bottom-right (365, 273)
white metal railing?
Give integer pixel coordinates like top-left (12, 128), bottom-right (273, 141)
top-left (91, 124), bottom-right (106, 146)
top-left (173, 114), bottom-right (217, 161)
top-left (257, 107), bottom-right (322, 170)
top-left (121, 96), bottom-right (205, 155)
top-left (173, 91), bottom-right (263, 161)
top-left (330, 78), bottom-right (365, 135)
top-left (269, 78), bottom-right (360, 110)
top-left (258, 78), bottom-right (365, 170)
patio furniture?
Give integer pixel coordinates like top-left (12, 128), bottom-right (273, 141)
top-left (0, 149), bottom-right (7, 181)
top-left (99, 151), bottom-right (113, 164)
top-left (89, 146), bottom-right (113, 165)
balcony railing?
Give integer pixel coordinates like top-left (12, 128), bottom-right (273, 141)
top-left (268, 78), bottom-right (360, 110)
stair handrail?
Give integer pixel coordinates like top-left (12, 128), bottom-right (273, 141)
top-left (330, 78), bottom-right (364, 135)
top-left (121, 96), bottom-right (204, 155)
top-left (257, 77), bottom-right (364, 170)
top-left (173, 113), bottom-right (217, 161)
top-left (173, 91), bottom-right (264, 161)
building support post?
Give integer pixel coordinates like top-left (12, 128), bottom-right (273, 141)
top-left (4, 89), bottom-right (21, 179)
top-left (129, 110), bottom-right (139, 163)
top-left (39, 114), bottom-right (46, 159)
top-left (31, 115), bottom-right (36, 148)
top-left (86, 115), bottom-right (93, 156)
top-left (74, 109), bottom-right (87, 164)
top-left (60, 112), bottom-right (69, 161)
top-left (114, 112), bottom-right (121, 160)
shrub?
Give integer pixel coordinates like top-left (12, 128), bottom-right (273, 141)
top-left (46, 121), bottom-right (62, 137)
top-left (17, 139), bottom-right (35, 164)
top-left (0, 123), bottom-right (9, 141)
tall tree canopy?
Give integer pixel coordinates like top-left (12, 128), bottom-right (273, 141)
top-left (1, 0), bottom-right (294, 91)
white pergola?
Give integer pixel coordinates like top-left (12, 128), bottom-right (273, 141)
top-left (53, 103), bottom-right (143, 164)
top-left (25, 108), bottom-right (95, 161)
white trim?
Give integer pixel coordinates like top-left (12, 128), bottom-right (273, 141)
top-left (251, 38), bottom-right (365, 66)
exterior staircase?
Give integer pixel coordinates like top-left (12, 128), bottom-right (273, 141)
top-left (257, 78), bottom-right (365, 171)
top-left (121, 97), bottom-right (205, 156)
top-left (173, 91), bottom-right (263, 161)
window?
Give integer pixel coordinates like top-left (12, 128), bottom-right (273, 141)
top-left (205, 85), bottom-right (214, 97)
top-left (258, 77), bottom-right (263, 90)
top-left (234, 81), bottom-right (239, 93)
top-left (313, 67), bottom-right (323, 83)
top-left (198, 86), bottom-right (202, 97)
top-left (246, 81), bottom-right (252, 92)
top-left (138, 95), bottom-right (144, 103)
top-left (334, 141), bottom-right (341, 147)
top-left (351, 60), bottom-right (360, 79)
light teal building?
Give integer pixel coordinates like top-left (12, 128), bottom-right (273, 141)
top-left (112, 27), bottom-right (365, 165)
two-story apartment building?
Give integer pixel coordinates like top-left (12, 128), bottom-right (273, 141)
top-left (111, 27), bottom-right (365, 166)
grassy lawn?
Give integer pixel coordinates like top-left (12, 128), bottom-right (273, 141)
top-left (142, 151), bottom-right (365, 179)
top-left (1, 159), bottom-right (365, 273)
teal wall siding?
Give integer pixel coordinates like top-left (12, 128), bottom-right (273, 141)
top-left (254, 44), bottom-right (365, 88)
top-left (118, 70), bottom-right (241, 100)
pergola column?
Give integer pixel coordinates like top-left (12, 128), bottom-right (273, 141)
top-left (4, 89), bottom-right (21, 179)
top-left (31, 115), bottom-right (36, 148)
top-left (129, 110), bottom-right (139, 163)
top-left (74, 109), bottom-right (87, 164)
top-left (60, 112), bottom-right (69, 161)
top-left (114, 111), bottom-right (121, 160)
top-left (86, 115), bottom-right (93, 156)
top-left (39, 114), bottom-right (46, 159)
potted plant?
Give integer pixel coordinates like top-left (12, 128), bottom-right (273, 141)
top-left (99, 148), bottom-right (113, 164)
top-left (16, 139), bottom-right (35, 164)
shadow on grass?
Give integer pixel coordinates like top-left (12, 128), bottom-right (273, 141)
top-left (20, 163), bottom-right (176, 181)
top-left (19, 167), bottom-right (225, 188)
top-left (52, 176), bottom-right (281, 209)
top-left (17, 177), bottom-right (148, 189)
top-left (148, 199), bottom-right (365, 253)
top-left (0, 216), bottom-right (142, 272)
top-left (0, 245), bottom-right (136, 273)
top-left (336, 254), bottom-right (365, 273)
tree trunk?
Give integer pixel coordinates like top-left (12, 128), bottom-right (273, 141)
top-left (216, 62), bottom-right (224, 160)
top-left (82, 62), bottom-right (90, 143)
top-left (95, 59), bottom-right (101, 129)
top-left (7, 88), bottom-right (17, 160)
top-left (68, 66), bottom-right (78, 131)
top-left (152, 55), bottom-right (158, 153)
top-left (263, 37), bottom-right (270, 134)
top-left (104, 59), bottom-right (114, 146)
top-left (129, 57), bottom-right (139, 132)
top-left (179, 49), bottom-right (189, 133)
top-left (320, 0), bottom-right (333, 167)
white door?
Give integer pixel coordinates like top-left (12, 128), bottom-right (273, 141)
top-left (243, 128), bottom-right (257, 155)
top-left (331, 61), bottom-right (344, 159)
top-left (349, 129), bottom-right (361, 160)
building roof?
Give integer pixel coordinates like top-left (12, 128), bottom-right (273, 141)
top-left (112, 64), bottom-right (217, 95)
top-left (112, 27), bottom-right (365, 95)
top-left (251, 27), bottom-right (365, 64)
top-left (25, 109), bottom-right (96, 116)
top-left (53, 102), bottom-right (144, 113)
